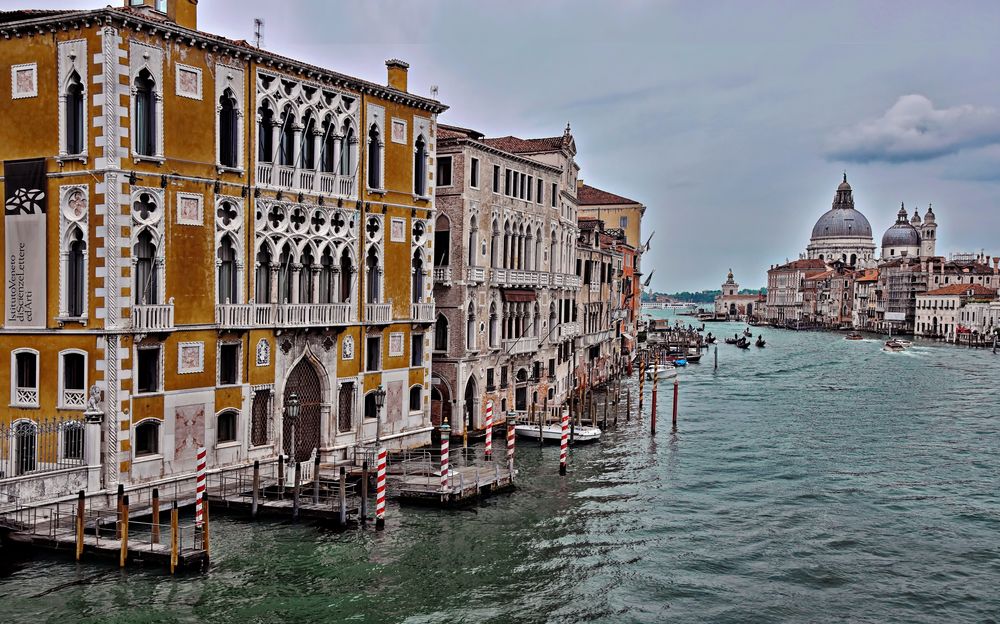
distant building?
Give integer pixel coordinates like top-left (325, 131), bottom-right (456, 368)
top-left (915, 284), bottom-right (997, 341)
top-left (765, 259), bottom-right (826, 324)
top-left (714, 269), bottom-right (761, 319)
top-left (805, 175), bottom-right (876, 267)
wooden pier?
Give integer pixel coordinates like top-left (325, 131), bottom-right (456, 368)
top-left (389, 447), bottom-right (516, 507)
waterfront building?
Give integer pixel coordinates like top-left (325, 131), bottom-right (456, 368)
top-left (0, 0), bottom-right (446, 498)
top-left (714, 269), bottom-right (761, 320)
top-left (764, 259), bottom-right (826, 325)
top-left (852, 269), bottom-right (879, 331)
top-left (575, 218), bottom-right (624, 388)
top-left (915, 284), bottom-right (997, 341)
top-left (805, 175), bottom-right (876, 267)
top-left (802, 263), bottom-right (855, 328)
top-left (430, 124), bottom-right (580, 434)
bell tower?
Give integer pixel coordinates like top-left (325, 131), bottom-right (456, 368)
top-left (921, 204), bottom-right (937, 258)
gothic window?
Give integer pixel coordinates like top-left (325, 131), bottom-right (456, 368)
top-left (468, 216), bottom-right (477, 266)
top-left (251, 387), bottom-right (273, 446)
top-left (491, 220), bottom-right (500, 268)
top-left (134, 230), bottom-right (158, 305)
top-left (219, 89), bottom-right (238, 168)
top-left (217, 235), bottom-right (237, 304)
top-left (340, 125), bottom-right (355, 176)
top-left (277, 243), bottom-right (293, 304)
top-left (217, 410), bottom-right (238, 444)
top-left (434, 214), bottom-right (450, 267)
top-left (435, 314), bottom-right (448, 351)
top-left (134, 69), bottom-right (157, 157)
top-left (320, 119), bottom-right (337, 173)
top-left (257, 101), bottom-right (274, 163)
top-left (65, 72), bottom-right (84, 155)
top-left (134, 420), bottom-right (160, 457)
top-left (12, 350), bottom-right (39, 408)
top-left (256, 246), bottom-right (272, 304)
top-left (299, 247), bottom-right (314, 303)
top-left (340, 248), bottom-right (354, 303)
top-left (279, 108), bottom-right (295, 166)
top-left (412, 250), bottom-right (425, 303)
top-left (318, 246), bottom-right (334, 304)
top-left (414, 135), bottom-right (427, 196)
top-left (365, 246), bottom-right (380, 304)
top-left (301, 114), bottom-right (317, 170)
top-left (466, 302), bottom-right (476, 350)
top-left (489, 302), bottom-right (498, 348)
top-left (367, 124), bottom-right (382, 189)
top-left (67, 227), bottom-right (86, 317)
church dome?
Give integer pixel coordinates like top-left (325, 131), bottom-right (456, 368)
top-left (882, 203), bottom-right (920, 247)
top-left (810, 175), bottom-right (872, 240)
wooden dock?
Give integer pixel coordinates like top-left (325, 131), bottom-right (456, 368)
top-left (5, 530), bottom-right (207, 570)
top-left (394, 462), bottom-right (516, 507)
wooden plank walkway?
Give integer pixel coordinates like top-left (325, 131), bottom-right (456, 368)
top-left (5, 531), bottom-right (206, 570)
top-left (395, 465), bottom-right (515, 507)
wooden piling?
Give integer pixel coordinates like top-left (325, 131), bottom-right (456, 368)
top-left (151, 487), bottom-right (160, 544)
top-left (251, 460), bottom-right (260, 519)
top-left (602, 389), bottom-right (608, 430)
top-left (202, 498), bottom-right (210, 560)
top-left (360, 461), bottom-right (369, 524)
top-left (714, 345), bottom-right (718, 370)
top-left (651, 376), bottom-right (658, 436)
top-left (277, 454), bottom-right (285, 498)
top-left (170, 502), bottom-right (178, 574)
top-left (116, 483), bottom-right (124, 539)
top-left (536, 399), bottom-right (543, 447)
top-left (75, 489), bottom-right (84, 561)
top-left (338, 466), bottom-right (347, 526)
top-left (626, 388), bottom-right (631, 422)
top-left (120, 495), bottom-right (129, 568)
top-left (672, 378), bottom-right (679, 431)
top-left (292, 461), bottom-right (301, 520)
top-left (313, 452), bottom-right (321, 505)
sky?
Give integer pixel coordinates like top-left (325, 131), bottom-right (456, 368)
top-left (13, 0), bottom-right (1000, 291)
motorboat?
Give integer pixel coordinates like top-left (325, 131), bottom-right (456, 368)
top-left (645, 363), bottom-right (678, 380)
top-left (515, 422), bottom-right (601, 443)
top-left (845, 332), bottom-right (863, 341)
top-left (883, 339), bottom-right (907, 352)
top-left (895, 339), bottom-right (913, 348)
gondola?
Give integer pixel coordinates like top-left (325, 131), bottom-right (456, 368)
top-left (724, 337), bottom-right (738, 345)
top-left (736, 338), bottom-right (751, 349)
top-left (743, 328), bottom-right (753, 338)
top-left (755, 337), bottom-right (766, 348)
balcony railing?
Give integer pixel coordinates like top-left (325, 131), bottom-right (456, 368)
top-left (490, 269), bottom-right (507, 286)
top-left (467, 266), bottom-right (486, 284)
top-left (433, 267), bottom-right (452, 286)
top-left (61, 388), bottom-right (86, 409)
top-left (365, 302), bottom-right (392, 324)
top-left (565, 275), bottom-right (581, 288)
top-left (14, 386), bottom-right (38, 407)
top-left (503, 337), bottom-right (539, 355)
top-left (132, 302), bottom-right (175, 331)
top-left (558, 322), bottom-right (580, 339)
top-left (411, 302), bottom-right (436, 322)
top-left (256, 162), bottom-right (357, 199)
top-left (216, 303), bottom-right (355, 329)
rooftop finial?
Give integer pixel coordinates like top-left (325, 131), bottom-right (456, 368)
top-left (565, 122), bottom-right (571, 136)
top-left (843, 171), bottom-right (847, 183)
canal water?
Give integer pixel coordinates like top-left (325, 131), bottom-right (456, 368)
top-left (2, 314), bottom-right (999, 623)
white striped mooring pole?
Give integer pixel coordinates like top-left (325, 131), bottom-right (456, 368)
top-left (375, 446), bottom-right (387, 530)
top-left (195, 446), bottom-right (207, 526)
top-left (484, 400), bottom-right (494, 459)
top-left (559, 407), bottom-right (569, 476)
top-left (440, 423), bottom-right (450, 494)
top-left (506, 422), bottom-right (515, 475)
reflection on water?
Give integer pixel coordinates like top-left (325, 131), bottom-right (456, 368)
top-left (2, 314), bottom-right (999, 623)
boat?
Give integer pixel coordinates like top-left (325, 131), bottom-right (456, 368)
top-left (724, 337), bottom-right (738, 345)
top-left (672, 358), bottom-right (688, 366)
top-left (645, 363), bottom-right (677, 380)
top-left (883, 339), bottom-right (907, 352)
top-left (736, 337), bottom-right (751, 349)
top-left (895, 339), bottom-right (913, 347)
top-left (743, 329), bottom-right (753, 337)
top-left (845, 332), bottom-right (863, 341)
top-left (514, 422), bottom-right (602, 443)
top-left (755, 337), bottom-right (766, 348)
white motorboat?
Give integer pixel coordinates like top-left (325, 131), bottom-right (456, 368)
top-left (644, 363), bottom-right (677, 381)
top-left (514, 423), bottom-right (602, 443)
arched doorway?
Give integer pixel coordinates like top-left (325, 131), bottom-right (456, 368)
top-left (746, 302), bottom-right (753, 317)
top-left (515, 368), bottom-right (528, 411)
top-left (283, 357), bottom-right (323, 462)
top-left (729, 303), bottom-right (737, 316)
top-left (431, 374), bottom-right (451, 427)
top-left (464, 377), bottom-right (478, 431)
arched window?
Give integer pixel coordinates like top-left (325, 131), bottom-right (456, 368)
top-left (277, 243), bottom-right (292, 304)
top-left (65, 72), bottom-right (84, 155)
top-left (219, 89), bottom-right (238, 168)
top-left (533, 302), bottom-right (541, 337)
top-left (409, 385), bottom-right (422, 412)
top-left (134, 69), bottom-right (157, 156)
top-left (67, 227), bottom-right (86, 317)
top-left (468, 216), bottom-right (478, 266)
top-left (217, 410), bottom-right (238, 444)
top-left (60, 351), bottom-right (86, 409)
top-left (491, 220), bottom-right (500, 268)
top-left (217, 235), bottom-right (237, 304)
top-left (363, 391), bottom-right (378, 420)
top-left (365, 246), bottom-right (380, 304)
top-left (489, 302), bottom-right (498, 348)
top-left (134, 420), bottom-right (160, 457)
top-left (340, 248), bottom-right (354, 303)
top-left (435, 314), bottom-right (448, 351)
top-left (320, 119), bottom-right (337, 173)
top-left (12, 350), bottom-right (39, 407)
top-left (257, 101), bottom-right (274, 163)
top-left (434, 214), bottom-right (450, 267)
top-left (318, 246), bottom-right (334, 304)
top-left (412, 250), bottom-right (424, 303)
top-left (256, 245), bottom-right (272, 303)
top-left (534, 228), bottom-right (542, 271)
top-left (466, 302), bottom-right (476, 350)
top-left (340, 126), bottom-right (355, 176)
top-left (301, 114), bottom-right (316, 170)
top-left (134, 230), bottom-right (158, 305)
top-left (279, 108), bottom-right (295, 166)
top-left (414, 135), bottom-right (427, 196)
top-left (299, 247), bottom-right (314, 304)
top-left (367, 124), bottom-right (381, 189)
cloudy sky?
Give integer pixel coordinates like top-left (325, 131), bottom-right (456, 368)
top-left (19, 0), bottom-right (1000, 291)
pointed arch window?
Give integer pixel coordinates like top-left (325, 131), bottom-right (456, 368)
top-left (67, 227), bottom-right (86, 317)
top-left (414, 135), bottom-right (427, 196)
top-left (367, 124), bottom-right (382, 189)
top-left (279, 109), bottom-right (295, 166)
top-left (218, 235), bottom-right (237, 304)
top-left (134, 230), bottom-right (158, 305)
top-left (65, 72), bottom-right (85, 155)
top-left (435, 314), bottom-right (448, 351)
top-left (299, 247), bottom-right (314, 303)
top-left (489, 303), bottom-right (498, 348)
top-left (412, 250), bottom-right (425, 303)
top-left (318, 246), bottom-right (334, 304)
top-left (257, 102), bottom-right (274, 163)
top-left (340, 126), bottom-right (355, 176)
top-left (134, 69), bottom-right (157, 156)
top-left (219, 88), bottom-right (239, 168)
top-left (365, 246), bottom-right (381, 304)
top-left (255, 246), bottom-right (272, 304)
top-left (466, 303), bottom-right (476, 351)
top-left (468, 216), bottom-right (478, 266)
top-left (277, 243), bottom-right (292, 304)
top-left (340, 248), bottom-right (354, 303)
top-left (301, 114), bottom-right (317, 170)
top-left (320, 120), bottom-right (337, 173)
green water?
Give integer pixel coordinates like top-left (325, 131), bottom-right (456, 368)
top-left (2, 315), bottom-right (999, 623)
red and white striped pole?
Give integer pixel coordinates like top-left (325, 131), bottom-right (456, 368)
top-left (440, 427), bottom-right (450, 493)
top-left (559, 408), bottom-right (569, 475)
top-left (195, 446), bottom-right (207, 526)
top-left (484, 400), bottom-right (494, 459)
top-left (375, 446), bottom-right (387, 530)
top-left (506, 422), bottom-right (515, 474)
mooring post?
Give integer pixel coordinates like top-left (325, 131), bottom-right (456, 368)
top-left (251, 460), bottom-right (260, 519)
top-left (116, 483), bottom-right (124, 540)
top-left (559, 408), bottom-right (569, 475)
top-left (75, 489), bottom-right (85, 561)
top-left (506, 423), bottom-right (516, 477)
top-left (651, 375), bottom-right (658, 436)
top-left (120, 495), bottom-right (129, 569)
top-left (639, 355), bottom-right (645, 412)
top-left (170, 501), bottom-right (178, 574)
top-left (440, 422), bottom-right (451, 497)
top-left (361, 461), bottom-right (369, 524)
top-left (714, 345), bottom-right (718, 371)
top-left (338, 467), bottom-right (347, 526)
top-left (292, 461), bottom-right (301, 520)
top-left (202, 498), bottom-right (210, 561)
top-left (626, 388), bottom-right (631, 422)
top-left (602, 389), bottom-right (609, 430)
top-left (375, 447), bottom-right (387, 530)
top-left (313, 452), bottom-right (321, 505)
top-left (151, 487), bottom-right (160, 544)
top-left (277, 454), bottom-right (285, 499)
top-left (672, 378), bottom-right (679, 431)
top-left (537, 399), bottom-right (543, 447)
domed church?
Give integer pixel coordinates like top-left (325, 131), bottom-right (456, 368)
top-left (805, 174), bottom-right (876, 267)
top-left (881, 202), bottom-right (937, 260)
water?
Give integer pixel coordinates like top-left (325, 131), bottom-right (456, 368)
top-left (3, 315), bottom-right (999, 623)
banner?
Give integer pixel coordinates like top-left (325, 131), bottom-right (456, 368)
top-left (4, 158), bottom-right (47, 328)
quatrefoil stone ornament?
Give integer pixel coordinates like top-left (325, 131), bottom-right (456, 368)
top-left (267, 205), bottom-right (284, 229)
top-left (134, 192), bottom-right (157, 222)
top-left (366, 217), bottom-right (380, 239)
top-left (217, 201), bottom-right (238, 227)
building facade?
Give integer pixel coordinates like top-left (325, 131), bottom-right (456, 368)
top-left (914, 284), bottom-right (997, 341)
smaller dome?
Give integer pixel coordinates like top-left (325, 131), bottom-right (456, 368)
top-left (882, 222), bottom-right (920, 248)
top-left (838, 172), bottom-right (851, 192)
top-left (910, 209), bottom-right (921, 225)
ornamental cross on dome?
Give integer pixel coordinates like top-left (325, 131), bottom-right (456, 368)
top-left (134, 193), bottom-right (156, 220)
top-left (217, 201), bottom-right (238, 226)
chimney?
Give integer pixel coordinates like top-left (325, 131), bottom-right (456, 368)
top-left (125, 0), bottom-right (198, 30)
top-left (386, 59), bottom-right (409, 92)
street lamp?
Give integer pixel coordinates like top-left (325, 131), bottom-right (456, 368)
top-left (373, 384), bottom-right (387, 446)
top-left (285, 392), bottom-right (300, 461)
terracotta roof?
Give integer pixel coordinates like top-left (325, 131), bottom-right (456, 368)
top-left (480, 135), bottom-right (564, 154)
top-left (923, 284), bottom-right (997, 297)
top-left (771, 258), bottom-right (827, 272)
top-left (0, 9), bottom-right (77, 22)
top-left (577, 183), bottom-right (641, 206)
top-left (855, 269), bottom-right (879, 282)
top-left (437, 123), bottom-right (483, 141)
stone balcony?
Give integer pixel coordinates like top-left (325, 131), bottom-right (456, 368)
top-left (216, 303), bottom-right (355, 329)
top-left (503, 336), bottom-right (539, 355)
top-left (558, 322), bottom-right (580, 339)
top-left (433, 267), bottom-right (452, 286)
top-left (365, 302), bottom-right (392, 324)
top-left (256, 162), bottom-right (356, 199)
top-left (132, 302), bottom-right (175, 331)
top-left (411, 302), bottom-right (436, 323)
top-left (466, 266), bottom-right (486, 284)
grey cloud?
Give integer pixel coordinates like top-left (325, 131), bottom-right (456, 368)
top-left (826, 95), bottom-right (1000, 163)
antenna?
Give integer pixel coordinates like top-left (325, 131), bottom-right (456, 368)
top-left (253, 18), bottom-right (265, 48)
top-left (430, 85), bottom-right (439, 99)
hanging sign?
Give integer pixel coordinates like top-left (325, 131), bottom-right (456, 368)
top-left (4, 158), bottom-right (47, 328)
